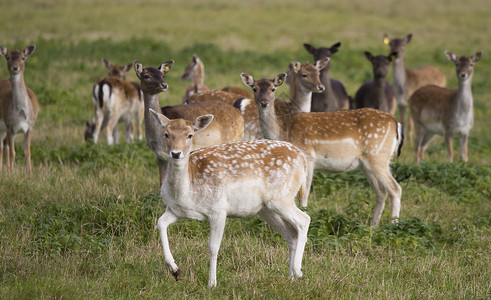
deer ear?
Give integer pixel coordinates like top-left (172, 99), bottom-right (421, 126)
top-left (24, 45), bottom-right (35, 58)
top-left (330, 42), bottom-right (341, 53)
top-left (102, 58), bottom-right (111, 69)
top-left (303, 43), bottom-right (316, 55)
top-left (405, 33), bottom-right (413, 44)
top-left (149, 108), bottom-right (170, 128)
top-left (364, 51), bottom-right (373, 61)
top-left (240, 73), bottom-right (255, 88)
top-left (444, 51), bottom-right (457, 64)
top-left (315, 57), bottom-right (330, 70)
top-left (193, 114), bottom-right (214, 133)
top-left (122, 63), bottom-right (133, 73)
top-left (274, 73), bottom-right (287, 87)
top-left (134, 60), bottom-right (143, 79)
top-left (473, 51), bottom-right (482, 63)
top-left (290, 61), bottom-right (301, 73)
top-left (160, 60), bottom-right (174, 74)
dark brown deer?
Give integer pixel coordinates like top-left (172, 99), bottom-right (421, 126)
top-left (303, 42), bottom-right (351, 111)
top-left (354, 51), bottom-right (397, 114)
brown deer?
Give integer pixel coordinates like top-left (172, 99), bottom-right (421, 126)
top-left (134, 61), bottom-right (244, 185)
top-left (303, 42), bottom-right (351, 111)
top-left (148, 108), bottom-right (310, 287)
top-left (241, 72), bottom-right (404, 226)
top-left (234, 59), bottom-right (329, 140)
top-left (85, 59), bottom-right (144, 144)
top-left (0, 45), bottom-right (39, 176)
top-left (383, 33), bottom-right (447, 140)
top-left (354, 51), bottom-right (397, 115)
top-left (181, 54), bottom-right (209, 104)
top-left (409, 51), bottom-right (482, 163)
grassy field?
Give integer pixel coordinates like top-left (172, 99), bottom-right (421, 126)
top-left (0, 0), bottom-right (490, 298)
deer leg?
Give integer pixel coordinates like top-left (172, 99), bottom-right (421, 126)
top-left (398, 104), bottom-right (407, 131)
top-left (268, 204), bottom-right (310, 279)
top-left (418, 131), bottom-right (436, 163)
top-left (0, 135), bottom-right (4, 172)
top-left (24, 129), bottom-right (33, 176)
top-left (105, 114), bottom-right (120, 145)
top-left (208, 211), bottom-right (227, 287)
top-left (93, 108), bottom-right (105, 143)
top-left (460, 134), bottom-right (469, 162)
top-left (157, 208), bottom-right (181, 280)
top-left (301, 161), bottom-right (315, 208)
top-left (361, 166), bottom-right (387, 226)
top-left (259, 208), bottom-right (297, 276)
top-left (7, 133), bottom-right (15, 173)
top-left (444, 133), bottom-right (454, 162)
top-left (136, 106), bottom-right (144, 141)
top-left (124, 119), bottom-right (134, 143)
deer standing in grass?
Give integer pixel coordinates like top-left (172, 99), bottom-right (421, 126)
top-left (354, 51), bottom-right (397, 115)
top-left (85, 59), bottom-right (144, 144)
top-left (148, 108), bottom-right (310, 287)
top-left (383, 33), bottom-right (447, 140)
top-left (241, 73), bottom-right (404, 225)
top-left (303, 42), bottom-right (351, 111)
top-left (0, 45), bottom-right (39, 176)
top-left (409, 51), bottom-right (482, 163)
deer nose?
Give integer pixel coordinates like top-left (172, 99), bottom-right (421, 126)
top-left (259, 100), bottom-right (268, 108)
top-left (11, 66), bottom-right (19, 72)
top-left (459, 73), bottom-right (467, 79)
top-left (317, 84), bottom-right (325, 92)
top-left (161, 83), bottom-right (168, 90)
top-left (170, 150), bottom-right (182, 159)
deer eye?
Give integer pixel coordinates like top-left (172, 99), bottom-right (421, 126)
top-left (271, 88), bottom-right (276, 92)
top-left (301, 74), bottom-right (308, 78)
top-left (164, 133), bottom-right (169, 139)
top-left (144, 74), bottom-right (151, 80)
top-left (187, 134), bottom-right (193, 139)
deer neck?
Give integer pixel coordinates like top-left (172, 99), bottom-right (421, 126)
top-left (373, 76), bottom-right (386, 98)
top-left (162, 158), bottom-right (191, 202)
top-left (143, 92), bottom-right (167, 158)
top-left (193, 62), bottom-right (205, 90)
top-left (289, 74), bottom-right (312, 112)
top-left (392, 55), bottom-right (407, 94)
top-left (456, 76), bottom-right (474, 115)
top-left (10, 73), bottom-right (30, 112)
top-left (258, 103), bottom-right (284, 141)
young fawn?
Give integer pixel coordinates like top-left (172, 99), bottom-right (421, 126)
top-left (0, 45), bottom-right (39, 176)
top-left (241, 72), bottom-right (404, 225)
top-left (85, 59), bottom-right (143, 144)
top-left (148, 108), bottom-right (310, 287)
top-left (409, 51), bottom-right (482, 163)
top-left (354, 51), bottom-right (397, 114)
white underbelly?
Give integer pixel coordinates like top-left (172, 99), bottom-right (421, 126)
top-left (315, 155), bottom-right (360, 173)
top-left (13, 121), bottom-right (29, 134)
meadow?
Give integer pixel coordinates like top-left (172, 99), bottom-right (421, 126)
top-left (0, 0), bottom-right (490, 298)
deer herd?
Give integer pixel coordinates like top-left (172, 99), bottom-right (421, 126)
top-left (0, 33), bottom-right (483, 287)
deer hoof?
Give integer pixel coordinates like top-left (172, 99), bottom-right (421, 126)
top-left (172, 269), bottom-right (181, 281)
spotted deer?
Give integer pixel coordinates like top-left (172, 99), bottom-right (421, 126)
top-left (241, 72), bottom-right (404, 225)
top-left (181, 54), bottom-right (209, 104)
top-left (148, 108), bottom-right (310, 287)
top-left (354, 51), bottom-right (397, 115)
top-left (0, 45), bottom-right (39, 176)
top-left (409, 51), bottom-right (482, 163)
top-left (85, 59), bottom-right (144, 144)
top-left (383, 33), bottom-right (447, 140)
top-left (233, 59), bottom-right (329, 140)
top-left (303, 42), bottom-right (351, 111)
top-left (134, 61), bottom-right (244, 185)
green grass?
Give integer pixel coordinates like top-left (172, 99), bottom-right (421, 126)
top-left (0, 0), bottom-right (490, 298)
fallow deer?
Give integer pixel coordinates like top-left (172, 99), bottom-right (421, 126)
top-left (148, 108), bottom-right (310, 287)
top-left (354, 51), bottom-right (397, 115)
top-left (86, 59), bottom-right (144, 144)
top-left (181, 54), bottom-right (209, 104)
top-left (0, 45), bottom-right (39, 176)
top-left (241, 73), bottom-right (404, 226)
top-left (383, 33), bottom-right (447, 140)
top-left (409, 51), bottom-right (482, 163)
top-left (303, 42), bottom-right (351, 111)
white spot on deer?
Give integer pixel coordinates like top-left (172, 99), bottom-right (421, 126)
top-left (276, 159), bottom-right (282, 166)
